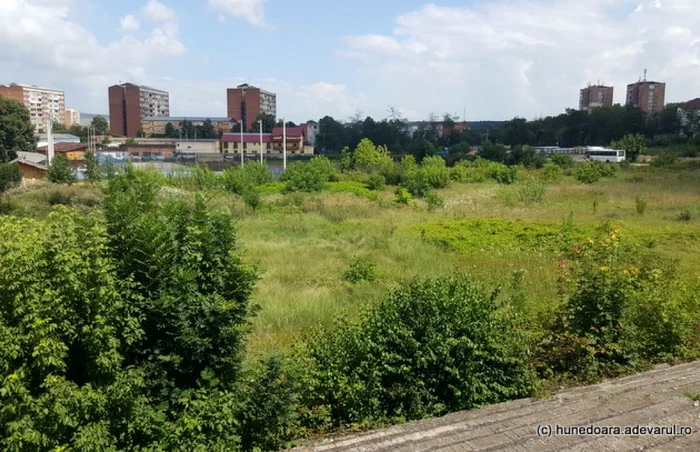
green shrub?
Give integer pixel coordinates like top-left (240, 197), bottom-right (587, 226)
top-left (343, 258), bottom-right (379, 283)
top-left (425, 190), bottom-right (445, 211)
top-left (516, 178), bottom-right (547, 204)
top-left (221, 162), bottom-right (272, 194)
top-left (46, 189), bottom-right (73, 206)
top-left (486, 163), bottom-right (517, 184)
top-left (366, 173), bottom-right (386, 191)
top-left (635, 195), bottom-right (647, 216)
top-left (47, 153), bottom-right (76, 184)
top-left (0, 162), bottom-right (21, 193)
top-left (306, 276), bottom-right (538, 427)
top-left (540, 162), bottom-right (563, 182)
top-left (450, 161), bottom-right (489, 183)
top-left (574, 161), bottom-right (601, 184)
top-left (242, 187), bottom-right (262, 210)
top-left (393, 187), bottom-right (413, 206)
top-left (326, 181), bottom-right (379, 201)
top-left (595, 162), bottom-right (618, 178)
top-left (401, 170), bottom-right (431, 197)
top-left (192, 164), bottom-right (220, 190)
top-left (551, 154), bottom-right (574, 168)
top-left (677, 210), bottom-right (692, 222)
top-left (422, 158), bottom-right (451, 189)
top-left (650, 152), bottom-right (678, 168)
top-left (280, 157), bottom-right (335, 193)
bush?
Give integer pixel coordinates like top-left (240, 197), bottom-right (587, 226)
top-left (343, 258), bottom-right (379, 283)
top-left (516, 178), bottom-right (547, 204)
top-left (242, 187), bottom-right (262, 210)
top-left (422, 157), bottom-right (451, 189)
top-left (677, 210), bottom-right (692, 222)
top-left (306, 276), bottom-right (538, 427)
top-left (47, 153), bottom-right (76, 184)
top-left (425, 190), bottom-right (445, 211)
top-left (221, 162), bottom-right (272, 195)
top-left (538, 229), bottom-right (695, 382)
top-left (393, 187), bottom-right (413, 206)
top-left (635, 195), bottom-right (647, 216)
top-left (551, 154), bottom-right (574, 168)
top-left (280, 157), bottom-right (335, 193)
top-left (365, 173), bottom-right (386, 191)
top-left (0, 162), bottom-right (21, 193)
top-left (574, 161), bottom-right (601, 184)
top-left (650, 152), bottom-right (678, 168)
top-left (450, 161), bottom-right (489, 183)
top-left (486, 163), bottom-right (517, 184)
top-left (540, 162), bottom-right (563, 182)
top-left (401, 170), bottom-right (431, 197)
top-left (595, 162), bottom-right (618, 179)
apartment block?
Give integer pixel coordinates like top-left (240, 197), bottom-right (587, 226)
top-left (579, 85), bottom-right (614, 111)
top-left (0, 83), bottom-right (66, 131)
top-left (141, 116), bottom-right (235, 137)
top-left (626, 80), bottom-right (666, 114)
top-left (108, 83), bottom-right (170, 137)
top-left (226, 84), bottom-right (277, 132)
top-left (65, 108), bottom-right (81, 127)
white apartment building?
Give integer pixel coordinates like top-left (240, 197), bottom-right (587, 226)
top-left (0, 83), bottom-right (66, 131)
top-left (139, 85), bottom-right (170, 118)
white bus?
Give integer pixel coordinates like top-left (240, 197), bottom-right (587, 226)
top-left (586, 147), bottom-right (626, 163)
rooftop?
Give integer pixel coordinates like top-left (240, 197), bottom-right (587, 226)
top-left (221, 133), bottom-right (273, 143)
top-left (37, 133), bottom-right (80, 140)
top-left (142, 116), bottom-right (235, 122)
top-left (7, 83), bottom-right (64, 93)
top-left (36, 142), bottom-right (88, 153)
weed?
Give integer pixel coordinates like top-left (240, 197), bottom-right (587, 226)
top-left (343, 258), bottom-right (379, 283)
top-left (677, 210), bottom-right (692, 222)
top-left (635, 195), bottom-right (647, 216)
top-left (425, 190), bottom-right (445, 211)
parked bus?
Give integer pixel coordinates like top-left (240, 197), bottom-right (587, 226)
top-left (585, 147), bottom-right (626, 163)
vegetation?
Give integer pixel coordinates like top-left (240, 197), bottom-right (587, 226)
top-left (0, 162), bottom-right (21, 193)
top-left (47, 154), bottom-right (77, 184)
top-left (2, 138), bottom-right (700, 449)
top-left (0, 96), bottom-right (36, 162)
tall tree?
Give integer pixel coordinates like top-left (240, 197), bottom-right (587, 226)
top-left (164, 122), bottom-right (177, 138)
top-left (47, 153), bottom-right (77, 184)
top-left (0, 96), bottom-right (36, 163)
top-left (250, 113), bottom-right (275, 133)
top-left (317, 116), bottom-right (347, 153)
top-left (53, 121), bottom-right (69, 133)
top-left (91, 115), bottom-right (110, 135)
top-left (84, 149), bottom-right (100, 182)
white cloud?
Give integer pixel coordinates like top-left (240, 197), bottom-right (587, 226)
top-left (119, 14), bottom-right (140, 32)
top-left (0, 0), bottom-right (185, 112)
top-left (141, 0), bottom-right (177, 23)
top-left (208, 0), bottom-right (269, 28)
top-left (342, 0), bottom-right (700, 120)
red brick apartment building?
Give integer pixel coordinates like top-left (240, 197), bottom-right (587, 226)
top-left (108, 83), bottom-right (170, 137)
top-left (226, 84), bottom-right (277, 133)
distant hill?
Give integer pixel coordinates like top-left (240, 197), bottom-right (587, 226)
top-left (80, 113), bottom-right (109, 126)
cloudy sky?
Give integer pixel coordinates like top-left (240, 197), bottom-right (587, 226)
top-left (1, 0), bottom-right (699, 122)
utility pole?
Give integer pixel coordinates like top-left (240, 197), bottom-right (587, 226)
top-left (47, 119), bottom-right (54, 165)
top-left (240, 122), bottom-right (244, 167)
top-left (259, 119), bottom-right (263, 165)
top-left (283, 119), bottom-right (287, 170)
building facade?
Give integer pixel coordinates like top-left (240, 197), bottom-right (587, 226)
top-left (108, 83), bottom-right (170, 137)
top-left (626, 81), bottom-right (666, 114)
top-left (303, 121), bottom-right (320, 147)
top-left (0, 83), bottom-right (66, 131)
top-left (220, 129), bottom-right (313, 155)
top-left (141, 116), bottom-right (235, 137)
top-left (226, 84), bottom-right (276, 133)
top-left (65, 108), bottom-right (81, 127)
top-left (579, 85), bottom-right (614, 111)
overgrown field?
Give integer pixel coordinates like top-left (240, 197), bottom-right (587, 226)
top-left (1, 151), bottom-right (700, 450)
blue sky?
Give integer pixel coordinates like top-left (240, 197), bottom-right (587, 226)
top-left (1, 0), bottom-right (700, 122)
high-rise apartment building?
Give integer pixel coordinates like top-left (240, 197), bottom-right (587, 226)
top-left (579, 85), bottom-right (614, 111)
top-left (108, 82), bottom-right (169, 137)
top-left (626, 80), bottom-right (666, 114)
top-left (0, 83), bottom-right (66, 131)
top-left (65, 108), bottom-right (80, 128)
top-left (226, 84), bottom-right (277, 132)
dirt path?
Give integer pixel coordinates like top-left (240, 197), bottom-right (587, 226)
top-left (295, 361), bottom-right (700, 451)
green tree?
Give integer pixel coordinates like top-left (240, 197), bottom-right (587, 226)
top-left (611, 133), bottom-right (646, 162)
top-left (0, 96), bottom-right (36, 163)
top-left (164, 122), bottom-right (177, 138)
top-left (68, 124), bottom-right (87, 141)
top-left (47, 154), bottom-right (77, 184)
top-left (250, 113), bottom-right (276, 133)
top-left (84, 149), bottom-right (100, 182)
top-left (91, 115), bottom-right (109, 135)
top-left (353, 138), bottom-right (392, 171)
top-left (0, 162), bottom-right (22, 193)
top-left (53, 121), bottom-right (69, 133)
